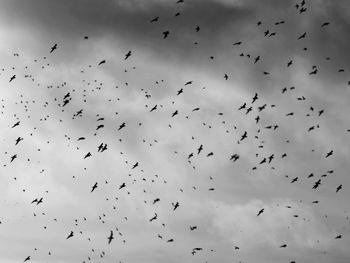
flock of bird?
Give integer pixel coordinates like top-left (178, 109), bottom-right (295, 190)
top-left (0, 0), bottom-right (349, 262)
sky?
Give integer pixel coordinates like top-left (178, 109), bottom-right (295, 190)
top-left (0, 0), bottom-right (350, 262)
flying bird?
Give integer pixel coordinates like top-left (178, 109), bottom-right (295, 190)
top-left (257, 208), bottom-right (264, 216)
top-left (336, 184), bottom-right (342, 193)
top-left (107, 230), bottom-right (114, 244)
top-left (98, 60), bottom-right (106, 65)
top-left (162, 30), bottom-right (170, 39)
top-left (297, 32), bottom-right (306, 39)
top-left (118, 122), bottom-right (126, 131)
top-left (149, 213), bottom-right (158, 222)
top-left (91, 182), bottom-right (98, 193)
top-left (325, 150), bottom-right (333, 158)
top-left (66, 231), bottom-right (74, 239)
top-left (124, 50), bottom-right (132, 60)
top-left (150, 16), bottom-right (159, 23)
top-left (50, 43), bottom-right (57, 53)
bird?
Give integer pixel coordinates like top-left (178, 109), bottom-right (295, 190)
top-left (197, 144), bottom-right (203, 155)
top-left (10, 154), bottom-right (17, 163)
top-left (336, 184), bottom-right (342, 193)
top-left (172, 202), bottom-right (179, 211)
top-left (107, 230), bottom-right (114, 244)
top-left (171, 110), bottom-right (178, 117)
top-left (313, 179), bottom-right (322, 189)
top-left (50, 43), bottom-right (57, 53)
top-left (297, 32), bottom-right (306, 39)
top-left (230, 154), bottom-right (239, 162)
top-left (118, 122), bottom-right (126, 130)
top-left (149, 213), bottom-right (158, 222)
top-left (96, 124), bottom-right (104, 131)
top-left (15, 137), bottom-right (23, 145)
top-left (9, 74), bottom-right (16, 82)
top-left (84, 152), bottom-right (92, 159)
top-left (153, 198), bottom-right (160, 204)
top-left (24, 256), bottom-right (31, 262)
top-left (177, 88), bottom-right (183, 95)
top-left (240, 131), bottom-right (247, 141)
top-left (98, 60), bottom-right (106, 65)
top-left (252, 93), bottom-right (258, 103)
top-left (254, 56), bottom-right (260, 63)
top-left (257, 208), bottom-right (264, 216)
top-left (132, 162), bottom-right (139, 169)
top-left (66, 231), bottom-right (74, 239)
top-left (291, 177), bottom-right (298, 183)
top-left (91, 182), bottom-right (98, 192)
top-left (238, 103), bottom-right (246, 110)
top-left (162, 30), bottom-right (170, 39)
top-left (309, 69), bottom-right (318, 75)
top-left (150, 16), bottom-right (159, 23)
top-left (280, 244), bottom-right (287, 248)
top-left (124, 50), bottom-right (131, 60)
top-left (150, 105), bottom-right (157, 112)
top-left (325, 150), bottom-right (333, 158)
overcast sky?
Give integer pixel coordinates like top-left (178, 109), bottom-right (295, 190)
top-left (0, 0), bottom-right (350, 262)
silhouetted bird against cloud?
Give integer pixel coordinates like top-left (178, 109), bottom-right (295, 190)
top-left (9, 74), bottom-right (16, 82)
top-left (162, 30), bottom-right (170, 39)
top-left (50, 43), bottom-right (57, 53)
top-left (66, 231), bottom-right (74, 239)
top-left (150, 16), bottom-right (159, 23)
top-left (124, 50), bottom-right (132, 60)
top-left (257, 208), bottom-right (264, 216)
top-left (91, 182), bottom-right (98, 192)
top-left (107, 230), bottom-right (114, 244)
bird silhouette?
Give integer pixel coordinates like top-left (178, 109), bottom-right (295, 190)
top-left (149, 213), bottom-right (158, 222)
top-left (162, 30), bottom-right (170, 39)
top-left (124, 50), bottom-right (131, 60)
top-left (66, 231), bottom-right (74, 239)
top-left (336, 184), bottom-right (342, 193)
top-left (91, 182), bottom-right (98, 192)
top-left (297, 32), bottom-right (306, 39)
top-left (50, 43), bottom-right (57, 53)
top-left (257, 208), bottom-right (264, 216)
top-left (107, 230), bottom-right (114, 244)
top-left (9, 74), bottom-right (16, 82)
top-left (150, 16), bottom-right (159, 23)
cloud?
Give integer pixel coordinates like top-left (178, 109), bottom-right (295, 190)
top-left (212, 199), bottom-right (333, 247)
top-left (0, 0), bottom-right (350, 263)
